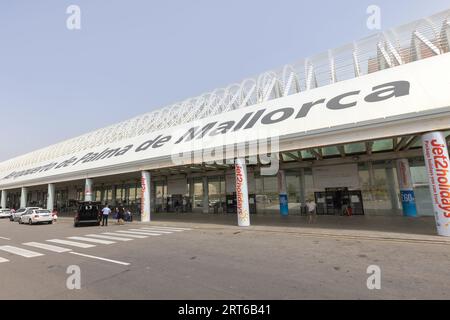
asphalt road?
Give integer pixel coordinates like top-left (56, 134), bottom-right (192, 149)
top-left (0, 216), bottom-right (449, 300)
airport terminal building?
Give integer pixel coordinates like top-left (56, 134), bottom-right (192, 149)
top-left (1, 9), bottom-right (450, 235)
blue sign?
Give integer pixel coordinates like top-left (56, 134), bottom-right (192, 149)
top-left (400, 189), bottom-right (417, 217)
top-left (279, 193), bottom-right (289, 216)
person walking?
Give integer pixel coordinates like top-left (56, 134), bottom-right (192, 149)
top-left (101, 204), bottom-right (111, 227)
top-left (125, 208), bottom-right (132, 222)
top-left (51, 208), bottom-right (58, 223)
top-left (117, 206), bottom-right (125, 225)
top-left (343, 203), bottom-right (353, 216)
top-left (306, 199), bottom-right (317, 224)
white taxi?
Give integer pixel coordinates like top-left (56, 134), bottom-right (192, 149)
top-left (0, 209), bottom-right (11, 219)
top-left (19, 209), bottom-right (54, 225)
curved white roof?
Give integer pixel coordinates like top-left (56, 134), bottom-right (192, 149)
top-left (1, 9), bottom-right (449, 175)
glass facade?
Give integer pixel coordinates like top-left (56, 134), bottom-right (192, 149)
top-left (208, 176), bottom-right (225, 213)
top-left (410, 159), bottom-right (434, 216)
top-left (358, 162), bottom-right (401, 216)
top-left (7, 154), bottom-right (436, 218)
top-left (250, 160), bottom-right (432, 216)
top-left (192, 178), bottom-right (204, 212)
top-left (255, 174), bottom-right (280, 214)
top-left (154, 180), bottom-right (168, 212)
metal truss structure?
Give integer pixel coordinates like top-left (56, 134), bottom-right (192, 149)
top-left (1, 9), bottom-right (450, 175)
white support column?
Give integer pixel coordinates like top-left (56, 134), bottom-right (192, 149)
top-left (202, 176), bottom-right (209, 214)
top-left (20, 187), bottom-right (27, 208)
top-left (235, 158), bottom-right (250, 227)
top-left (385, 164), bottom-right (400, 212)
top-left (278, 170), bottom-right (289, 216)
top-left (1, 190), bottom-right (7, 209)
top-left (141, 171), bottom-right (151, 222)
top-left (395, 159), bottom-right (417, 217)
top-left (84, 178), bottom-right (94, 202)
top-left (422, 132), bottom-right (450, 236)
top-left (47, 184), bottom-right (55, 211)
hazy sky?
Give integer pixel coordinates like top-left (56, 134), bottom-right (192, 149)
top-left (1, 0), bottom-right (449, 162)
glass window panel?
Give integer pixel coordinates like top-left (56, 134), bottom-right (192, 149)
top-left (281, 153), bottom-right (297, 161)
top-left (372, 139), bottom-right (393, 152)
top-left (303, 168), bottom-right (315, 202)
top-left (136, 186), bottom-right (142, 199)
top-left (321, 146), bottom-right (339, 157)
top-left (129, 185), bottom-right (136, 201)
top-left (286, 173), bottom-right (301, 213)
top-left (193, 178), bottom-right (204, 209)
top-left (106, 187), bottom-right (113, 201)
top-left (345, 142), bottom-right (366, 154)
top-left (411, 138), bottom-right (422, 148)
top-left (358, 162), bottom-right (399, 215)
top-left (301, 150), bottom-right (314, 159)
top-left (116, 187), bottom-right (123, 201)
top-left (208, 176), bottom-right (225, 213)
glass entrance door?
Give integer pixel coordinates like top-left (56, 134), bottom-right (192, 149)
top-left (315, 188), bottom-right (364, 215)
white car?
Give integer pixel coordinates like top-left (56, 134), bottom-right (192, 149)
top-left (0, 209), bottom-right (12, 218)
top-left (19, 209), bottom-right (53, 225)
top-left (10, 207), bottom-right (41, 222)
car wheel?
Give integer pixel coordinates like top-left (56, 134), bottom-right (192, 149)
top-left (28, 219), bottom-right (32, 225)
top-left (48, 221), bottom-right (53, 225)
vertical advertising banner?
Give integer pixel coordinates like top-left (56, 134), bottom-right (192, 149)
top-left (422, 132), bottom-right (450, 236)
top-left (235, 158), bottom-right (250, 227)
top-left (84, 179), bottom-right (93, 202)
top-left (278, 170), bottom-right (289, 216)
top-left (396, 159), bottom-right (417, 217)
top-left (141, 171), bottom-right (151, 222)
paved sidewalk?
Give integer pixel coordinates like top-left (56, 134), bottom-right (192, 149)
top-left (58, 213), bottom-right (449, 244)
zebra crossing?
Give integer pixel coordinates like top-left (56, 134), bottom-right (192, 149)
top-left (0, 226), bottom-right (191, 265)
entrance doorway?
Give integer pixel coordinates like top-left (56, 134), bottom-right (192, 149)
top-left (315, 188), bottom-right (364, 215)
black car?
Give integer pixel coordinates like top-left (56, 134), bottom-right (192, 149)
top-left (74, 202), bottom-right (102, 227)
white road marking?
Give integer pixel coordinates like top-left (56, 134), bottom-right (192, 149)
top-left (47, 239), bottom-right (95, 248)
top-left (102, 232), bottom-right (148, 239)
top-left (67, 236), bottom-right (115, 245)
top-left (142, 226), bottom-right (191, 231)
top-left (0, 236), bottom-right (11, 240)
top-left (0, 245), bottom-right (44, 258)
top-left (85, 234), bottom-right (133, 241)
top-left (129, 228), bottom-right (171, 234)
top-left (140, 227), bottom-right (182, 232)
top-left (23, 242), bottom-right (72, 253)
top-left (117, 230), bottom-right (161, 236)
top-left (0, 257), bottom-right (9, 263)
top-left (69, 252), bottom-right (130, 266)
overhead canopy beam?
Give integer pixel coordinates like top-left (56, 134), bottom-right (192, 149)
top-left (309, 148), bottom-right (323, 160)
top-left (403, 136), bottom-right (420, 151)
top-left (284, 152), bottom-right (301, 161)
top-left (337, 145), bottom-right (346, 158)
top-left (395, 136), bottom-right (410, 152)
